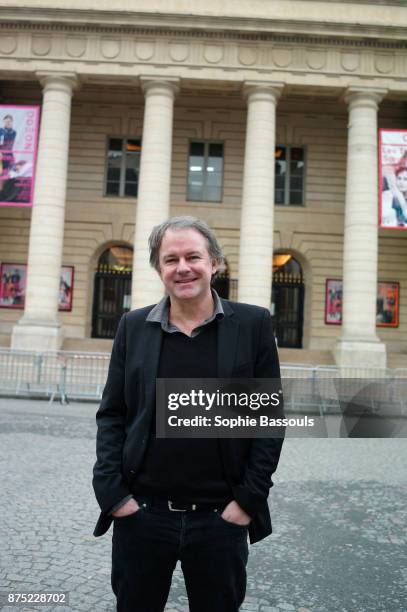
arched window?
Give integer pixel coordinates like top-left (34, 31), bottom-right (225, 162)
top-left (97, 246), bottom-right (133, 272)
top-left (272, 253), bottom-right (304, 348)
top-left (273, 254), bottom-right (303, 282)
top-left (92, 246), bottom-right (133, 339)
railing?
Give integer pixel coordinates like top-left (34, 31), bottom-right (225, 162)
top-left (0, 348), bottom-right (406, 410)
top-left (0, 349), bottom-right (110, 403)
top-left (280, 364), bottom-right (407, 416)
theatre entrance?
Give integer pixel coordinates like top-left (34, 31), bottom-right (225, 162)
top-left (92, 246), bottom-right (133, 339)
top-left (271, 254), bottom-right (304, 348)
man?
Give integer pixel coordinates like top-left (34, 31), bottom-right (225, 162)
top-left (93, 216), bottom-right (284, 612)
top-left (0, 115), bottom-right (17, 150)
top-left (0, 115), bottom-right (17, 175)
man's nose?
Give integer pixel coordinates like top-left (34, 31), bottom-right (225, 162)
top-left (176, 258), bottom-right (190, 273)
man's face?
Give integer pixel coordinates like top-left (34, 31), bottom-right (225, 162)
top-left (158, 228), bottom-right (218, 303)
top-left (4, 117), bottom-right (12, 129)
top-left (396, 170), bottom-right (407, 195)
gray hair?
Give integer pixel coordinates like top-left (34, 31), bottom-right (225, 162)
top-left (148, 215), bottom-right (224, 272)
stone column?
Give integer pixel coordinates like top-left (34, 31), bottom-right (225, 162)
top-left (334, 88), bottom-right (387, 369)
top-left (238, 82), bottom-right (283, 307)
top-left (11, 73), bottom-right (77, 351)
top-left (131, 78), bottom-right (179, 308)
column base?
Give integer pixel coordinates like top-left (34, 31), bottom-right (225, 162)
top-left (334, 339), bottom-right (387, 370)
top-left (11, 320), bottom-right (64, 352)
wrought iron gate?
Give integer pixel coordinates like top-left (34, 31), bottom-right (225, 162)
top-left (92, 269), bottom-right (132, 339)
top-left (272, 255), bottom-right (304, 348)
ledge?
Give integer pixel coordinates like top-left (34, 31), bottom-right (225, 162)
top-left (0, 7), bottom-right (407, 46)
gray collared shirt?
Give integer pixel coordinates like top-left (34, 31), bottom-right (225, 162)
top-left (146, 289), bottom-right (224, 337)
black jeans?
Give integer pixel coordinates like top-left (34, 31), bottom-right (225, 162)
top-left (111, 503), bottom-right (249, 612)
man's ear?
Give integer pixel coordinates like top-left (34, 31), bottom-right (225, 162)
top-left (211, 259), bottom-right (220, 275)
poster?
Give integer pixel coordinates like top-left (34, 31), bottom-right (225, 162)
top-left (0, 105), bottom-right (40, 208)
top-left (0, 263), bottom-right (27, 308)
top-left (379, 129), bottom-right (407, 230)
top-left (59, 266), bottom-right (74, 312)
top-left (325, 279), bottom-right (399, 328)
top-left (0, 263), bottom-right (74, 311)
top-left (376, 281), bottom-right (399, 327)
top-left (325, 279), bottom-right (343, 325)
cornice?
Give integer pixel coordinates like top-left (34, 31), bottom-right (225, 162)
top-left (1, 13), bottom-right (407, 92)
top-left (292, 0), bottom-right (406, 5)
top-left (0, 8), bottom-right (407, 47)
top-left (0, 21), bottom-right (406, 51)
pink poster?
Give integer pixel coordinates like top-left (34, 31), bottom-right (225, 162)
top-left (0, 263), bottom-right (75, 311)
top-left (379, 129), bottom-right (407, 230)
top-left (0, 105), bottom-right (40, 208)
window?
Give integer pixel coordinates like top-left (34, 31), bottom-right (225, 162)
top-left (105, 137), bottom-right (141, 197)
top-left (275, 146), bottom-right (305, 205)
top-left (187, 141), bottom-right (224, 202)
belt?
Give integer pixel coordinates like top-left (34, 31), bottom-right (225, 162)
top-left (135, 496), bottom-right (229, 513)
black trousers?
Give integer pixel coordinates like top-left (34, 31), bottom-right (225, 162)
top-left (111, 503), bottom-right (249, 612)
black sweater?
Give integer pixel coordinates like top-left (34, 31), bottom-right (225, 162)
top-left (132, 322), bottom-right (232, 504)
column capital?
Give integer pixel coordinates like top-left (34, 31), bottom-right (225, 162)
top-left (139, 76), bottom-right (180, 98)
top-left (344, 87), bottom-right (388, 109)
top-left (35, 71), bottom-right (79, 93)
top-left (242, 81), bottom-right (284, 103)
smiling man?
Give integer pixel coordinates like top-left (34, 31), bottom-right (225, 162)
top-left (93, 216), bottom-right (284, 612)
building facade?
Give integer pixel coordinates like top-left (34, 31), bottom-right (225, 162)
top-left (0, 0), bottom-right (406, 367)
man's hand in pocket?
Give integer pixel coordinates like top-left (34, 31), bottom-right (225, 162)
top-left (221, 500), bottom-right (252, 526)
top-left (112, 498), bottom-right (140, 518)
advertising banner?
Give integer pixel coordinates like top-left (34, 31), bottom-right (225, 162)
top-left (379, 129), bottom-right (407, 230)
top-left (0, 105), bottom-right (40, 207)
top-left (0, 263), bottom-right (74, 311)
top-left (325, 279), bottom-right (399, 328)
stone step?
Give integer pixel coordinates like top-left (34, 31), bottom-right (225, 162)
top-left (62, 337), bottom-right (113, 353)
top-left (279, 348), bottom-right (335, 366)
top-left (387, 353), bottom-right (407, 370)
top-left (0, 334), bottom-right (10, 348)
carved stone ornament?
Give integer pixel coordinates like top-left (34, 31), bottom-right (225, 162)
top-left (135, 41), bottom-right (155, 61)
top-left (271, 47), bottom-right (293, 68)
top-left (306, 48), bottom-right (327, 70)
top-left (341, 51), bottom-right (360, 72)
top-left (238, 46), bottom-right (258, 66)
top-left (101, 39), bottom-right (121, 59)
top-left (66, 37), bottom-right (87, 58)
top-left (203, 44), bottom-right (224, 64)
top-left (169, 42), bottom-right (189, 62)
top-left (375, 53), bottom-right (394, 74)
top-left (32, 35), bottom-right (52, 56)
top-left (0, 35), bottom-right (17, 55)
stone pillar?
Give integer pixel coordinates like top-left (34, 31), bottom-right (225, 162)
top-left (334, 88), bottom-right (387, 369)
top-left (238, 82), bottom-right (283, 307)
top-left (11, 73), bottom-right (77, 351)
top-left (131, 78), bottom-right (179, 308)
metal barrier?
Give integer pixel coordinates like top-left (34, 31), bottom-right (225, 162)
top-left (280, 364), bottom-right (407, 416)
top-left (0, 348), bottom-right (110, 403)
top-left (0, 348), bottom-right (406, 412)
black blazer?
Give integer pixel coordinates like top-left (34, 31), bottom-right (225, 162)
top-left (93, 299), bottom-right (284, 544)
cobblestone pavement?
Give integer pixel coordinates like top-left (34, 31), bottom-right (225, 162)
top-left (0, 398), bottom-right (406, 612)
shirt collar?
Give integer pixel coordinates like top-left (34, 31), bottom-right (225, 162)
top-left (146, 289), bottom-right (224, 334)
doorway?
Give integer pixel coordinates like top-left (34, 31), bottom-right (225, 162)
top-left (271, 254), bottom-right (304, 348)
top-left (92, 246), bottom-right (133, 339)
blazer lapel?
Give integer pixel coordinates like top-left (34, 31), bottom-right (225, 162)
top-left (139, 300), bottom-right (239, 411)
top-left (140, 321), bottom-right (163, 420)
top-left (217, 300), bottom-right (239, 378)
